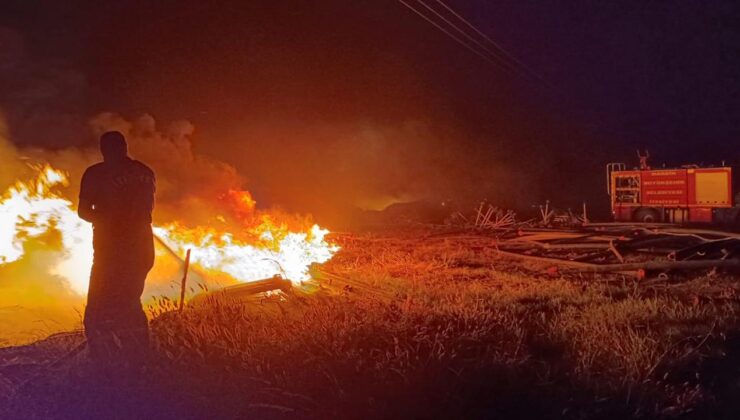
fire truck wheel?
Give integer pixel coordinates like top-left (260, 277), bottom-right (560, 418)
top-left (633, 208), bottom-right (660, 223)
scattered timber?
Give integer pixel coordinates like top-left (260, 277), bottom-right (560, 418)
top-left (492, 223), bottom-right (740, 276)
top-left (562, 259), bottom-right (740, 274)
top-left (189, 276), bottom-right (293, 305)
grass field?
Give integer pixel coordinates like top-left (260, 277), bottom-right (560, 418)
top-left (2, 228), bottom-right (740, 419)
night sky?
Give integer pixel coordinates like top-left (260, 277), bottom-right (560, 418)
top-left (1, 0), bottom-right (738, 221)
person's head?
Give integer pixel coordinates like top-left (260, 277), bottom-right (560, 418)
top-left (100, 131), bottom-right (128, 162)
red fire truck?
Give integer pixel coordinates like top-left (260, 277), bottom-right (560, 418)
top-left (607, 159), bottom-right (739, 225)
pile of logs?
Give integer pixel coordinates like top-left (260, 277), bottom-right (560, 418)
top-left (494, 223), bottom-right (740, 277)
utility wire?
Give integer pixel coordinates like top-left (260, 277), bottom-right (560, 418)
top-left (413, 0), bottom-right (517, 74)
top-left (397, 0), bottom-right (513, 73)
top-left (433, 0), bottom-right (545, 84)
top-left (398, 0), bottom-right (548, 86)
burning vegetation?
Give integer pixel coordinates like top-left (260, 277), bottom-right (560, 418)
top-left (1, 114), bottom-right (740, 418)
top-left (2, 1), bottom-right (740, 418)
top-left (2, 228), bottom-right (740, 418)
top-left (1, 116), bottom-right (740, 418)
top-left (0, 115), bottom-right (338, 345)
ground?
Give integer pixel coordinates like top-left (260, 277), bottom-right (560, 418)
top-left (2, 228), bottom-right (740, 419)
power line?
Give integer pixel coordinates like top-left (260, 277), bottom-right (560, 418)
top-left (412, 0), bottom-right (518, 74)
top-left (397, 0), bottom-right (513, 73)
top-left (433, 0), bottom-right (544, 83)
top-left (398, 0), bottom-right (547, 86)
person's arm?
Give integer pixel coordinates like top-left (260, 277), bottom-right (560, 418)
top-left (78, 168), bottom-right (97, 223)
top-left (138, 163), bottom-right (156, 219)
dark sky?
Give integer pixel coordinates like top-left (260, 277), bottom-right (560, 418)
top-left (1, 0), bottom-right (738, 221)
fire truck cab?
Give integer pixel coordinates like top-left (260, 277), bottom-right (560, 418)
top-left (607, 162), bottom-right (740, 225)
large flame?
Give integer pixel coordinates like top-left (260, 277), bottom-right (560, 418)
top-left (0, 164), bottom-right (93, 295)
top-left (0, 163), bottom-right (338, 297)
top-left (154, 222), bottom-right (336, 283)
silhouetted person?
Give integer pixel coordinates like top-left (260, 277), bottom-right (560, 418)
top-left (638, 149), bottom-right (651, 171)
top-left (79, 131), bottom-right (155, 365)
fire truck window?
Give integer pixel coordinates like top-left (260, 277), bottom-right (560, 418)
top-left (615, 176), bottom-right (640, 203)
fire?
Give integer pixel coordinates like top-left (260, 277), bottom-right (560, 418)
top-left (0, 163), bottom-right (338, 297)
top-left (0, 165), bottom-right (93, 295)
top-left (154, 222), bottom-right (337, 283)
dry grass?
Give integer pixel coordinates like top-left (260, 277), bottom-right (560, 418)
top-left (2, 228), bottom-right (740, 419)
